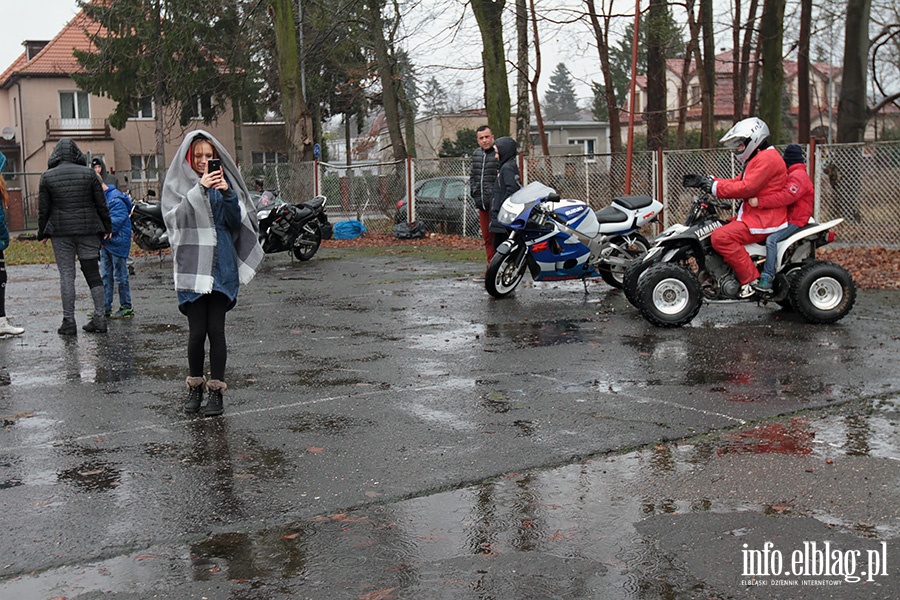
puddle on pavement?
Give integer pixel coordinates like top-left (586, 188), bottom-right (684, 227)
top-left (3, 399), bottom-right (897, 598)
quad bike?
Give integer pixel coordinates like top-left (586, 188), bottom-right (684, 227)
top-left (623, 189), bottom-right (855, 327)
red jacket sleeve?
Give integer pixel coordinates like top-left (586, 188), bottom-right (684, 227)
top-left (715, 148), bottom-right (786, 200)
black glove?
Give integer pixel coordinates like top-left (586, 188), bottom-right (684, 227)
top-left (683, 173), bottom-right (715, 194)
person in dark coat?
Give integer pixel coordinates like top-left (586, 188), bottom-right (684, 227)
top-left (38, 138), bottom-right (112, 335)
top-left (469, 125), bottom-right (499, 268)
top-left (489, 136), bottom-right (521, 251)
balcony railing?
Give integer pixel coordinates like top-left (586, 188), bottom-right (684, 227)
top-left (46, 117), bottom-right (112, 140)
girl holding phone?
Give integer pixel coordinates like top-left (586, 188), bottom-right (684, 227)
top-left (161, 131), bottom-right (263, 416)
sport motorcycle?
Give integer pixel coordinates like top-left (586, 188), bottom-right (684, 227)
top-left (485, 182), bottom-right (663, 298)
top-left (130, 190), bottom-right (169, 251)
top-left (623, 180), bottom-right (855, 327)
top-left (255, 190), bottom-right (330, 261)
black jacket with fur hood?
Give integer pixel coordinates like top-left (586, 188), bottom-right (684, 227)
top-left (38, 138), bottom-right (111, 240)
top-left (490, 136), bottom-right (521, 233)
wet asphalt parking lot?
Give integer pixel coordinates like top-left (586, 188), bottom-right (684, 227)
top-left (0, 247), bottom-right (898, 599)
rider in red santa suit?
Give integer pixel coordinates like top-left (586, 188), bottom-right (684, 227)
top-left (685, 117), bottom-right (787, 297)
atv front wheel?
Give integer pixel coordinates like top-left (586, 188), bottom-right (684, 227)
top-left (636, 263), bottom-right (703, 327)
top-left (789, 261), bottom-right (856, 324)
top-left (623, 259), bottom-right (651, 308)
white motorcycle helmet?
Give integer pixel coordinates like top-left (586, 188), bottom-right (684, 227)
top-left (720, 117), bottom-right (770, 164)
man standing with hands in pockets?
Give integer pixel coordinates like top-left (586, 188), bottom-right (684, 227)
top-left (469, 125), bottom-right (498, 280)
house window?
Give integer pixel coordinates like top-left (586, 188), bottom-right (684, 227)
top-left (188, 94), bottom-right (213, 120)
top-left (251, 151), bottom-right (288, 165)
top-left (568, 138), bottom-right (596, 155)
top-left (130, 155), bottom-right (158, 181)
top-left (690, 85), bottom-right (701, 105)
top-left (128, 96), bottom-right (154, 119)
top-left (60, 91), bottom-right (90, 119)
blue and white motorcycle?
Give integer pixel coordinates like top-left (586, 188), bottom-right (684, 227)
top-left (485, 182), bottom-right (663, 298)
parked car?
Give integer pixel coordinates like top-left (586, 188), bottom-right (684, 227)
top-left (394, 176), bottom-right (471, 234)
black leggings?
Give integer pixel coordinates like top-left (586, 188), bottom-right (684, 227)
top-left (0, 251), bottom-right (6, 317)
top-left (183, 292), bottom-right (230, 380)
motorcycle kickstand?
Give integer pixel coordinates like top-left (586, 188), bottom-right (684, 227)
top-left (582, 279), bottom-right (589, 294)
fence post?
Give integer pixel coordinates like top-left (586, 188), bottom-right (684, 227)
top-left (406, 156), bottom-right (415, 222)
top-left (314, 159), bottom-right (320, 196)
top-left (813, 141), bottom-right (821, 223)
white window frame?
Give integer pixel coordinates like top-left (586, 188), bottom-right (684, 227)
top-left (251, 151), bottom-right (288, 165)
top-left (59, 91), bottom-right (90, 120)
top-left (130, 155), bottom-right (158, 182)
top-left (568, 138), bottom-right (597, 161)
top-left (128, 96), bottom-right (154, 120)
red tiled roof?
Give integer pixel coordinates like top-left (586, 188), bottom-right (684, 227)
top-left (1, 9), bottom-right (101, 86)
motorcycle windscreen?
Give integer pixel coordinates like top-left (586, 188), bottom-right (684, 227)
top-left (506, 181), bottom-right (557, 206)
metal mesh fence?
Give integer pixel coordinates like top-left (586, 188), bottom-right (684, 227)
top-left (814, 142), bottom-right (900, 248)
top-left (6, 140), bottom-right (900, 248)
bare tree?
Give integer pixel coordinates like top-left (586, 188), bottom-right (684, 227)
top-left (366, 0), bottom-right (408, 160)
top-left (270, 0), bottom-right (315, 162)
top-left (699, 0), bottom-right (716, 146)
top-left (585, 0), bottom-right (622, 152)
top-left (645, 0), bottom-right (668, 150)
top-left (515, 0), bottom-right (530, 150)
top-left (797, 0), bottom-right (812, 143)
top-left (528, 0), bottom-right (549, 154)
top-left (838, 0), bottom-right (872, 142)
top-left (471, 0), bottom-right (512, 137)
top-left (758, 0), bottom-right (786, 143)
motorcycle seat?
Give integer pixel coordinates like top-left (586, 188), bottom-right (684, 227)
top-left (292, 205), bottom-right (314, 219)
top-left (595, 205), bottom-right (630, 224)
top-left (133, 202), bottom-right (163, 218)
top-left (611, 195), bottom-right (655, 210)
top-left (302, 195), bottom-right (326, 211)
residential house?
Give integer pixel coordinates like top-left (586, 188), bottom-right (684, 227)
top-left (625, 51), bottom-right (845, 142)
top-left (0, 8), bottom-right (286, 229)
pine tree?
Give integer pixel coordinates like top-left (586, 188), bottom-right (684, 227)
top-left (543, 63), bottom-right (580, 121)
top-left (422, 77), bottom-right (448, 116)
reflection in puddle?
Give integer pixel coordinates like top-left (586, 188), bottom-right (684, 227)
top-left (57, 459), bottom-right (121, 492)
top-left (3, 401), bottom-right (897, 598)
top-left (716, 418), bottom-right (815, 455)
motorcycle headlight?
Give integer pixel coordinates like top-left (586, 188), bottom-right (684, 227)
top-left (498, 205), bottom-right (518, 224)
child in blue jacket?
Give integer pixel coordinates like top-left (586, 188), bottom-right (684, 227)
top-left (98, 174), bottom-right (134, 318)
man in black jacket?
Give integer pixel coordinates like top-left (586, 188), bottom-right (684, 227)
top-left (38, 138), bottom-right (112, 335)
top-left (469, 125), bottom-right (498, 273)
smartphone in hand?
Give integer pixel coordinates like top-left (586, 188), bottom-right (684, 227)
top-left (207, 158), bottom-right (221, 174)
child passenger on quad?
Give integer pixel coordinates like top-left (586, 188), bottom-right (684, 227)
top-left (748, 144), bottom-right (815, 292)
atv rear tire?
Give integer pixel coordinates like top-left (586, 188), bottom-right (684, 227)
top-left (789, 261), bottom-right (856, 324)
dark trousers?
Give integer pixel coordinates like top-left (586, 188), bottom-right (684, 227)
top-left (183, 292), bottom-right (230, 380)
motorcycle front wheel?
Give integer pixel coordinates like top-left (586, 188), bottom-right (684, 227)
top-left (485, 246), bottom-right (528, 298)
top-left (598, 233), bottom-right (650, 289)
top-left (292, 224), bottom-right (322, 261)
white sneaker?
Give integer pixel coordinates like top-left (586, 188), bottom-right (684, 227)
top-left (0, 317), bottom-right (25, 336)
top-left (739, 282), bottom-right (757, 299)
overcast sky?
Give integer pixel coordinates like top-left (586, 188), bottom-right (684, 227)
top-left (0, 0), bottom-right (79, 70)
top-left (1, 0), bottom-right (600, 106)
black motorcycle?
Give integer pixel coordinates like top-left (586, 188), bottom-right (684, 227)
top-left (255, 190), bottom-right (330, 261)
top-left (130, 190), bottom-right (169, 251)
